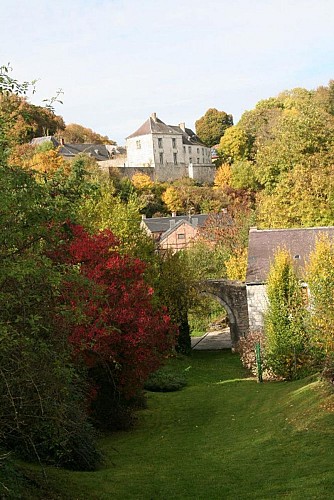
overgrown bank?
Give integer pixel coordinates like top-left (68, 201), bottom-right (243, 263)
top-left (12, 351), bottom-right (334, 500)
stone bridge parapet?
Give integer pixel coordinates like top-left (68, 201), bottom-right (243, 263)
top-left (199, 279), bottom-right (249, 347)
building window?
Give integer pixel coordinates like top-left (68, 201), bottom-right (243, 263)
top-left (172, 138), bottom-right (176, 148)
top-left (136, 140), bottom-right (141, 149)
top-left (158, 138), bottom-right (163, 148)
top-left (177, 233), bottom-right (185, 240)
top-left (197, 148), bottom-right (200, 154)
top-left (202, 148), bottom-right (204, 154)
top-left (173, 153), bottom-right (178, 165)
top-left (197, 158), bottom-right (200, 163)
top-left (159, 152), bottom-right (164, 164)
top-left (188, 146), bottom-right (191, 153)
top-left (183, 146), bottom-right (186, 153)
top-left (189, 157), bottom-right (192, 163)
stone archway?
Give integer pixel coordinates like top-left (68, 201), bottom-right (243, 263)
top-left (200, 279), bottom-right (249, 347)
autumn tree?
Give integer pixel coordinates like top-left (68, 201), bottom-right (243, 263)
top-left (0, 93), bottom-right (65, 145)
top-left (51, 225), bottom-right (176, 426)
top-left (257, 159), bottom-right (334, 228)
top-left (131, 172), bottom-right (154, 190)
top-left (195, 108), bottom-right (233, 147)
top-left (58, 123), bottom-right (115, 144)
top-left (214, 163), bottom-right (232, 190)
top-left (162, 185), bottom-right (183, 213)
top-left (306, 235), bottom-right (334, 375)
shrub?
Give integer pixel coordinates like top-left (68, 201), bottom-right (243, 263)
top-left (265, 248), bottom-right (312, 380)
top-left (144, 368), bottom-right (187, 392)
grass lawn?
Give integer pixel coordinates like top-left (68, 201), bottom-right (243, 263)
top-left (24, 352), bottom-right (334, 499)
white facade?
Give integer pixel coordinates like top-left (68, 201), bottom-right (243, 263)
top-left (125, 114), bottom-right (214, 182)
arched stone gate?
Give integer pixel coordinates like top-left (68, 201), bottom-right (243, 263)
top-left (200, 279), bottom-right (249, 347)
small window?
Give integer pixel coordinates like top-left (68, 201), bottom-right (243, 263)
top-left (188, 146), bottom-right (191, 153)
top-left (158, 138), bottom-right (162, 148)
top-left (136, 140), bottom-right (141, 149)
top-left (189, 157), bottom-right (192, 163)
top-left (197, 148), bottom-right (200, 154)
top-left (173, 152), bottom-right (178, 165)
top-left (202, 148), bottom-right (204, 154)
top-left (197, 158), bottom-right (200, 163)
top-left (172, 138), bottom-right (176, 148)
top-left (159, 152), bottom-right (164, 164)
top-left (183, 146), bottom-right (186, 153)
top-left (177, 233), bottom-right (185, 240)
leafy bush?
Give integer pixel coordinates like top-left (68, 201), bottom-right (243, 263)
top-left (144, 368), bottom-right (187, 392)
top-left (265, 249), bottom-right (312, 380)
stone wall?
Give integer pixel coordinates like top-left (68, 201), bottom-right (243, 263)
top-left (246, 284), bottom-right (268, 331)
top-left (109, 164), bottom-right (216, 184)
top-left (201, 279), bottom-right (249, 347)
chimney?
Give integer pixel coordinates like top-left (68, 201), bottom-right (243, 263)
top-left (172, 211), bottom-right (177, 218)
top-left (179, 122), bottom-right (186, 132)
top-left (151, 112), bottom-right (157, 122)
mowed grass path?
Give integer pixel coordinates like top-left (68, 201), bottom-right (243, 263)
top-left (49, 352), bottom-right (334, 499)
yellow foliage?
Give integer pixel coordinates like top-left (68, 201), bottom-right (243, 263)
top-left (131, 172), bottom-right (154, 190)
top-left (225, 248), bottom-right (248, 280)
top-left (214, 163), bottom-right (232, 190)
top-left (306, 235), bottom-right (334, 354)
top-left (161, 186), bottom-right (183, 213)
top-left (26, 149), bottom-right (68, 175)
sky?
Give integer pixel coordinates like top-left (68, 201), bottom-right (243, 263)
top-left (2, 0), bottom-right (334, 144)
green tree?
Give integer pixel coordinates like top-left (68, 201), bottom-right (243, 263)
top-left (0, 165), bottom-right (99, 469)
top-left (195, 108), bottom-right (233, 147)
top-left (217, 126), bottom-right (252, 162)
top-left (230, 160), bottom-right (259, 191)
top-left (157, 251), bottom-right (199, 354)
top-left (78, 183), bottom-right (155, 263)
top-left (265, 249), bottom-right (309, 380)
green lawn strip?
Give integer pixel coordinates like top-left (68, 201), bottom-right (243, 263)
top-left (41, 352), bottom-right (334, 499)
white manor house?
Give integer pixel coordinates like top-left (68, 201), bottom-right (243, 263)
top-left (122, 113), bottom-right (215, 183)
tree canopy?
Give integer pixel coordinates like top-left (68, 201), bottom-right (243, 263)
top-left (195, 108), bottom-right (233, 147)
top-left (58, 122), bottom-right (115, 144)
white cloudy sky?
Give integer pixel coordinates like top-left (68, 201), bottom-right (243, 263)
top-left (2, 0), bottom-right (334, 144)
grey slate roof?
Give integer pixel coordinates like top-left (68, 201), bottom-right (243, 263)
top-left (59, 143), bottom-right (110, 161)
top-left (126, 116), bottom-right (180, 139)
top-left (31, 136), bottom-right (60, 148)
top-left (142, 214), bottom-right (209, 236)
top-left (31, 136), bottom-right (111, 161)
top-left (126, 115), bottom-right (206, 146)
top-left (246, 226), bottom-right (334, 284)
